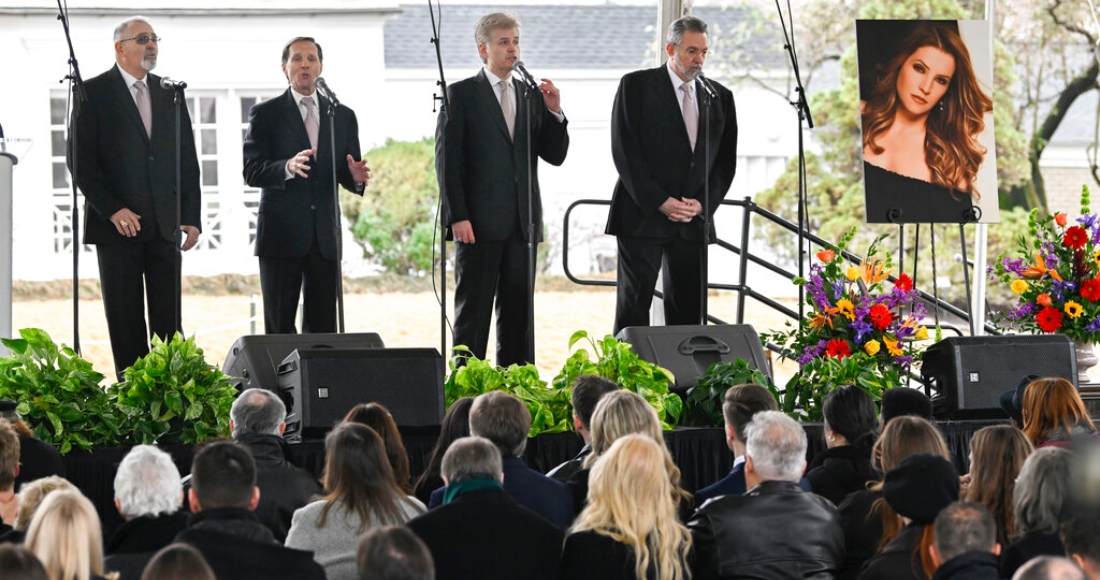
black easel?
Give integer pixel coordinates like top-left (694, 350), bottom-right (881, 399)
top-left (428, 0), bottom-right (450, 358)
top-left (59, 0), bottom-right (86, 355)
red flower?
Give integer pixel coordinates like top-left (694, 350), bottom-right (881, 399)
top-left (1055, 213), bottom-right (1068, 226)
top-left (1036, 307), bottom-right (1063, 333)
top-left (868, 303), bottom-right (894, 331)
top-left (894, 273), bottom-right (913, 291)
top-left (816, 250), bottom-right (835, 263)
top-left (1083, 279), bottom-right (1100, 302)
top-left (1064, 226), bottom-right (1089, 249)
top-left (825, 339), bottom-right (852, 359)
top-left (1036, 293), bottom-right (1052, 307)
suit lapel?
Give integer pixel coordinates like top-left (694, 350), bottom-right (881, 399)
top-left (475, 69), bottom-right (512, 143)
top-left (654, 67), bottom-right (693, 153)
top-left (108, 66), bottom-right (149, 143)
top-left (281, 89), bottom-right (313, 152)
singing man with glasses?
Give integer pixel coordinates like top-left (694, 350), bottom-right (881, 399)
top-left (68, 16), bottom-right (202, 379)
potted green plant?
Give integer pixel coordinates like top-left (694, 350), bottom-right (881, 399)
top-left (108, 332), bottom-right (236, 444)
top-left (0, 328), bottom-right (120, 453)
top-left (680, 358), bottom-right (775, 427)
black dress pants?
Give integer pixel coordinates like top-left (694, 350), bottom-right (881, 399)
top-left (453, 237), bottom-right (534, 367)
top-left (613, 235), bottom-right (703, 334)
top-left (258, 235), bottom-right (337, 334)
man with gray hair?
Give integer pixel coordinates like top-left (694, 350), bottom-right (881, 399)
top-left (929, 502), bottom-right (1001, 579)
top-left (104, 445), bottom-right (188, 579)
top-left (427, 391), bottom-right (572, 528)
top-left (1013, 557), bottom-right (1088, 580)
top-left (606, 14), bottom-right (738, 333)
top-left (230, 388), bottom-right (320, 542)
top-left (408, 436), bottom-right (563, 580)
top-left (357, 525), bottom-right (435, 580)
top-left (689, 411), bottom-right (843, 579)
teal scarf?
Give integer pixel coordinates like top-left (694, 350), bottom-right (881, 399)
top-left (442, 476), bottom-right (503, 505)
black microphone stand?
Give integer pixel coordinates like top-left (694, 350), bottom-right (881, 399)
top-left (58, 0), bottom-right (86, 355)
top-left (429, 0), bottom-right (450, 359)
top-left (775, 0), bottom-right (814, 323)
top-left (698, 77), bottom-right (713, 325)
top-left (522, 78), bottom-right (537, 365)
top-left (321, 88), bottom-right (344, 333)
top-left (168, 80), bottom-right (184, 337)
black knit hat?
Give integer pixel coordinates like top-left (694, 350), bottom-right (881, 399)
top-left (0, 400), bottom-right (16, 419)
top-left (999, 375), bottom-right (1038, 426)
top-left (883, 453), bottom-right (959, 524)
top-left (880, 387), bottom-right (933, 424)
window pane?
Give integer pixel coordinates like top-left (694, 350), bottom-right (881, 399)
top-left (52, 163), bottom-right (70, 189)
top-left (200, 97), bottom-right (216, 124)
top-left (202, 160), bottom-right (218, 186)
top-left (240, 98), bottom-right (257, 122)
top-left (51, 131), bottom-right (66, 157)
top-left (50, 97), bottom-right (68, 125)
top-left (201, 129), bottom-right (217, 154)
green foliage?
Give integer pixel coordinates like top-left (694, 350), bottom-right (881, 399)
top-left (551, 331), bottom-right (681, 429)
top-left (0, 328), bottom-right (119, 454)
top-left (342, 137), bottom-right (439, 275)
top-left (680, 359), bottom-right (775, 427)
top-left (780, 353), bottom-right (897, 421)
top-left (108, 333), bottom-right (236, 445)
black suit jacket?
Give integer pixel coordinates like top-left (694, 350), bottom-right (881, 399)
top-left (606, 65), bottom-right (737, 242)
top-left (243, 88), bottom-right (364, 260)
top-left (73, 65), bottom-right (201, 244)
top-left (436, 69), bottom-right (568, 242)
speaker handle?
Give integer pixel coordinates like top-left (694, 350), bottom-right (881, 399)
top-left (277, 359), bottom-right (299, 374)
top-left (678, 336), bottom-right (731, 355)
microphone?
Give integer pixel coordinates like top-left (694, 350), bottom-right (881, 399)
top-left (512, 61), bottom-right (539, 90)
top-left (313, 77), bottom-right (340, 107)
top-left (695, 72), bottom-right (718, 99)
top-left (159, 77), bottom-right (187, 91)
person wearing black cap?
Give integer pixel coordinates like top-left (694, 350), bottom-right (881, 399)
top-left (929, 502), bottom-right (1001, 580)
top-left (0, 401), bottom-right (65, 490)
top-left (880, 387), bottom-right (934, 425)
top-left (857, 453), bottom-right (960, 580)
top-left (1000, 375), bottom-right (1039, 428)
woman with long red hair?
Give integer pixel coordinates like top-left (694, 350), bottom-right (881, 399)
top-left (1020, 377), bottom-right (1096, 448)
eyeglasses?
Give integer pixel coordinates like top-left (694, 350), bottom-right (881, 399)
top-left (120, 35), bottom-right (161, 45)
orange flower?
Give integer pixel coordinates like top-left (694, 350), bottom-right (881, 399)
top-left (1055, 213), bottom-right (1068, 226)
top-left (1020, 253), bottom-right (1063, 282)
top-left (816, 249), bottom-right (835, 263)
top-left (1036, 293), bottom-right (1052, 307)
top-left (861, 260), bottom-right (890, 285)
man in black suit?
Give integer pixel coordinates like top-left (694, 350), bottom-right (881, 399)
top-left (243, 37), bottom-right (370, 334)
top-left (436, 12), bottom-right (569, 367)
top-left (71, 16), bottom-right (201, 375)
top-left (606, 15), bottom-right (738, 334)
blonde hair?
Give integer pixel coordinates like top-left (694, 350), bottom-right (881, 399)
top-left (25, 489), bottom-right (110, 580)
top-left (572, 434), bottom-right (692, 580)
top-left (16, 476), bottom-right (77, 532)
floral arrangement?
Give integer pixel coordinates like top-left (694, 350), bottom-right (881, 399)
top-left (762, 229), bottom-right (929, 420)
top-left (992, 185), bottom-right (1100, 342)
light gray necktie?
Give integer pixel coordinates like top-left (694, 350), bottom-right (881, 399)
top-left (134, 80), bottom-right (152, 138)
top-left (499, 80), bottom-right (515, 139)
top-left (682, 81), bottom-right (697, 151)
top-left (302, 96), bottom-right (319, 150)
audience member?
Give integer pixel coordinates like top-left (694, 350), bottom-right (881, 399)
top-left (357, 525), bottom-right (435, 580)
top-left (139, 543), bottom-right (215, 580)
top-left (25, 489), bottom-right (113, 580)
top-left (413, 397), bottom-right (473, 505)
top-left (1021, 377), bottom-right (1097, 449)
top-left (837, 416), bottom-right (952, 580)
top-left (562, 434), bottom-right (692, 580)
top-left (565, 390), bottom-right (690, 518)
top-left (857, 453), bottom-right (961, 580)
top-left (964, 425), bottom-right (1033, 546)
top-left (1062, 514), bottom-right (1100, 580)
top-left (174, 441), bottom-right (325, 579)
top-left (546, 375), bottom-right (619, 483)
top-left (0, 544), bottom-right (48, 580)
top-left (1002, 448), bottom-right (1076, 578)
top-left (103, 446), bottom-right (188, 580)
top-left (229, 388), bottom-right (322, 542)
top-left (0, 419), bottom-right (19, 534)
top-left (690, 411), bottom-right (843, 580)
top-left (693, 383), bottom-right (778, 505)
top-left (407, 436), bottom-right (563, 580)
top-left (999, 375), bottom-right (1039, 428)
top-left (929, 502), bottom-right (1001, 580)
top-left (12, 475), bottom-right (77, 544)
top-left (0, 403), bottom-right (64, 492)
top-left (1012, 556), bottom-right (1087, 580)
top-left (880, 387), bottom-right (934, 425)
top-left (428, 391), bottom-right (573, 529)
top-left (286, 422), bottom-right (425, 579)
top-left (343, 402), bottom-right (414, 494)
top-left (806, 385), bottom-right (880, 505)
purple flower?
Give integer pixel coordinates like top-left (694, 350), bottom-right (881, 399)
top-left (1008, 302), bottom-right (1038, 321)
top-left (895, 322), bottom-right (916, 340)
top-left (1052, 279), bottom-right (1076, 302)
top-left (1000, 257), bottom-right (1026, 275)
top-left (1086, 316), bottom-right (1100, 333)
top-left (851, 319), bottom-right (874, 343)
top-left (1079, 213), bottom-right (1097, 230)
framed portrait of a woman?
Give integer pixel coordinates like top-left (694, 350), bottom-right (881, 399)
top-left (858, 20), bottom-right (1000, 224)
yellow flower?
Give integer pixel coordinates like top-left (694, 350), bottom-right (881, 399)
top-left (864, 340), bottom-right (881, 356)
top-left (846, 267), bottom-right (860, 281)
top-left (914, 326), bottom-right (929, 340)
top-left (1011, 279), bottom-right (1029, 294)
top-left (1065, 301), bottom-right (1084, 319)
top-left (1094, 248), bottom-right (1100, 267)
top-left (883, 336), bottom-right (904, 357)
top-left (836, 299), bottom-right (856, 321)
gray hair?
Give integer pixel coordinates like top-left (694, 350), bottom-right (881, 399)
top-left (744, 411), bottom-right (806, 482)
top-left (230, 388), bottom-right (286, 438)
top-left (113, 445), bottom-right (182, 518)
top-left (934, 502), bottom-right (997, 561)
top-left (1014, 447), bottom-right (1074, 535)
top-left (357, 525), bottom-right (435, 580)
top-left (474, 12), bottom-right (520, 46)
top-left (113, 16), bottom-right (151, 42)
top-left (1012, 556), bottom-right (1087, 580)
top-left (666, 15), bottom-right (708, 47)
top-left (469, 391), bottom-right (530, 458)
top-left (441, 436), bottom-right (502, 484)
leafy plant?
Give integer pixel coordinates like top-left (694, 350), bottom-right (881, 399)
top-left (680, 358), bottom-right (775, 427)
top-left (0, 328), bottom-right (120, 453)
top-left (108, 333), bottom-right (236, 445)
top-left (551, 331), bottom-right (681, 429)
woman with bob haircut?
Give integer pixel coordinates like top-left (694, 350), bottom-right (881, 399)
top-left (561, 434), bottom-right (693, 580)
top-left (285, 422), bottom-right (425, 580)
top-left (963, 425), bottom-right (1033, 546)
top-left (25, 489), bottom-right (116, 580)
top-left (343, 402), bottom-right (414, 494)
top-left (861, 21), bottom-right (993, 224)
top-left (805, 385), bottom-right (880, 506)
top-left (1020, 377), bottom-right (1097, 448)
top-left (1000, 447), bottom-right (1076, 578)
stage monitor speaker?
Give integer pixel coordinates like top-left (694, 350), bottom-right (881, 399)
top-left (921, 335), bottom-right (1077, 420)
top-left (222, 332), bottom-right (385, 393)
top-left (615, 324), bottom-right (770, 391)
top-left (276, 347), bottom-right (444, 432)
